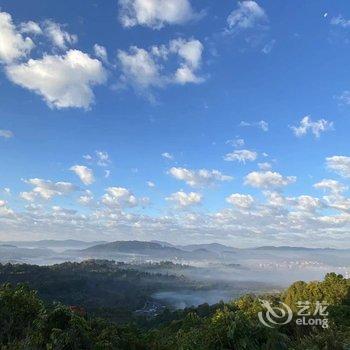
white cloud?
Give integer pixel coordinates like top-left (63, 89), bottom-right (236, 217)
top-left (263, 190), bottom-right (287, 207)
top-left (245, 170), bottom-right (296, 189)
top-left (51, 206), bottom-right (77, 217)
top-left (0, 129), bottom-right (14, 138)
top-left (20, 178), bottom-right (77, 201)
top-left (101, 187), bottom-right (148, 209)
top-left (166, 191), bottom-right (202, 208)
top-left (5, 177), bottom-right (350, 246)
top-left (6, 49), bottom-right (107, 109)
top-left (169, 167), bottom-right (232, 188)
top-left (240, 120), bottom-right (269, 131)
top-left (224, 149), bottom-right (257, 163)
top-left (119, 0), bottom-right (197, 29)
top-left (0, 199), bottom-right (14, 218)
top-left (291, 116), bottom-right (333, 138)
top-left (43, 20), bottom-right (77, 49)
top-left (161, 152), bottom-right (174, 160)
top-left (295, 195), bottom-right (321, 213)
top-left (326, 156), bottom-right (350, 178)
top-left (117, 38), bottom-right (204, 93)
top-left (173, 66), bottom-right (202, 84)
top-left (171, 38), bottom-right (203, 68)
top-left (95, 151), bottom-right (111, 166)
top-left (0, 11), bottom-right (34, 64)
top-left (94, 44), bottom-right (108, 62)
top-left (227, 1), bottom-right (267, 31)
top-left (83, 151), bottom-right (111, 166)
top-left (147, 181), bottom-right (155, 188)
top-left (330, 15), bottom-right (350, 28)
top-left (226, 137), bottom-right (245, 148)
top-left (170, 38), bottom-right (204, 84)
top-left (314, 179), bottom-right (348, 194)
top-left (20, 21), bottom-right (42, 35)
top-left (226, 193), bottom-right (254, 208)
top-left (118, 46), bottom-right (164, 90)
top-left (70, 165), bottom-right (95, 185)
top-left (78, 190), bottom-right (94, 205)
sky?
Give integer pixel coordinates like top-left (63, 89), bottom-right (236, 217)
top-left (1, 0), bottom-right (350, 247)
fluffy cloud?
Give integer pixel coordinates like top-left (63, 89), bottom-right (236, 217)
top-left (227, 1), bottom-right (267, 31)
top-left (43, 20), bottom-right (77, 49)
top-left (101, 187), bottom-right (148, 209)
top-left (118, 46), bottom-right (164, 90)
top-left (0, 11), bottom-right (34, 64)
top-left (20, 178), bottom-right (77, 201)
top-left (314, 179), bottom-right (348, 194)
top-left (119, 0), bottom-right (197, 29)
top-left (6, 50), bottom-right (107, 109)
top-left (4, 179), bottom-right (350, 245)
top-left (0, 200), bottom-right (14, 218)
top-left (166, 191), bottom-right (202, 208)
top-left (117, 38), bottom-right (204, 92)
top-left (294, 195), bottom-right (321, 213)
top-left (263, 190), bottom-right (287, 207)
top-left (226, 193), bottom-right (254, 209)
top-left (20, 21), bottom-right (42, 35)
top-left (326, 156), bottom-right (350, 178)
top-left (0, 129), bottom-right (14, 138)
top-left (224, 149), bottom-right (257, 163)
top-left (169, 167), bottom-right (232, 188)
top-left (78, 190), bottom-right (94, 205)
top-left (170, 38), bottom-right (204, 84)
top-left (291, 116), bottom-right (333, 138)
top-left (245, 170), bottom-right (296, 189)
top-left (70, 165), bottom-right (95, 185)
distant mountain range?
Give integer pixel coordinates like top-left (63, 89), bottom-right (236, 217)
top-left (61, 240), bottom-right (350, 264)
top-left (78, 240), bottom-right (220, 260)
top-left (2, 239), bottom-right (350, 255)
top-left (1, 240), bottom-right (350, 267)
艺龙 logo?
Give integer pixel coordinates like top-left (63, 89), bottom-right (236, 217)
top-left (258, 299), bottom-right (329, 328)
top-left (258, 299), bottom-right (293, 328)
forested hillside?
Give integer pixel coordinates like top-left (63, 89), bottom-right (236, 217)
top-left (0, 266), bottom-right (349, 349)
top-left (0, 260), bottom-right (197, 323)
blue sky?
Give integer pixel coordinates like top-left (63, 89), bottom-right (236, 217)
top-left (1, 0), bottom-right (350, 247)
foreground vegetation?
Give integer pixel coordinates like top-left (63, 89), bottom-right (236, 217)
top-left (0, 262), bottom-right (349, 349)
top-left (0, 260), bottom-right (194, 323)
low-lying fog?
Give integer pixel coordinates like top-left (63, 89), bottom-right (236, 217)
top-left (152, 290), bottom-right (240, 309)
top-left (1, 240), bottom-right (349, 308)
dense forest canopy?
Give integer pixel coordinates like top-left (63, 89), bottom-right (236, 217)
top-left (0, 260), bottom-right (349, 349)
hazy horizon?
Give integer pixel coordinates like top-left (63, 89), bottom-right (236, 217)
top-left (1, 238), bottom-right (350, 250)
